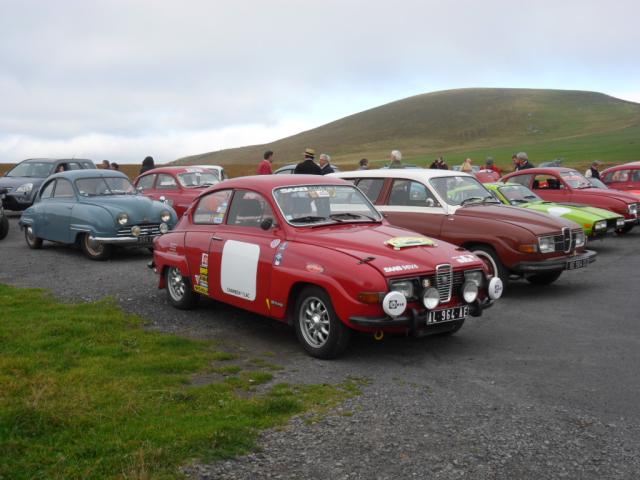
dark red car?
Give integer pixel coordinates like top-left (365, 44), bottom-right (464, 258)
top-left (502, 167), bottom-right (639, 233)
top-left (601, 162), bottom-right (640, 198)
top-left (134, 167), bottom-right (219, 217)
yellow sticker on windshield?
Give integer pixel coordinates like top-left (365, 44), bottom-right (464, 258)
top-left (385, 236), bottom-right (437, 250)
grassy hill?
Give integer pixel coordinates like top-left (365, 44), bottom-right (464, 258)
top-left (175, 88), bottom-right (640, 173)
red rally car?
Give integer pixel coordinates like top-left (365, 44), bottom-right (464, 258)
top-left (150, 175), bottom-right (503, 358)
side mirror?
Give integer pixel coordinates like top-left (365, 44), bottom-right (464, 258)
top-left (260, 218), bottom-right (273, 230)
top-left (136, 186), bottom-right (143, 193)
top-left (425, 198), bottom-right (435, 207)
top-left (159, 195), bottom-right (167, 203)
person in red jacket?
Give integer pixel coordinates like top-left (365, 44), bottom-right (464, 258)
top-left (483, 157), bottom-right (501, 175)
top-left (257, 150), bottom-right (274, 175)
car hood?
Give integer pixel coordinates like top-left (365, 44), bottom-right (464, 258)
top-left (456, 204), bottom-right (578, 234)
top-left (79, 195), bottom-right (174, 223)
top-left (527, 201), bottom-right (622, 220)
top-left (574, 187), bottom-right (638, 203)
top-left (293, 223), bottom-right (484, 278)
top-left (0, 176), bottom-right (44, 191)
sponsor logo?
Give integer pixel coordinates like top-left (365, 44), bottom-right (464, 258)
top-left (270, 239), bottom-right (281, 249)
top-left (383, 264), bottom-right (419, 273)
top-left (305, 263), bottom-right (324, 273)
top-left (453, 254), bottom-right (477, 264)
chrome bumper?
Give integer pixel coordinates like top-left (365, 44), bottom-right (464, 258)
top-left (89, 235), bottom-right (158, 245)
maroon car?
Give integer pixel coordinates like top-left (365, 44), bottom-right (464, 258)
top-left (336, 169), bottom-right (596, 287)
top-left (134, 167), bottom-right (220, 217)
top-left (601, 161), bottom-right (640, 198)
top-left (502, 167), bottom-right (639, 233)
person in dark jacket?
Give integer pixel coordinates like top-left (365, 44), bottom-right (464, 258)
top-left (429, 156), bottom-right (449, 169)
top-left (515, 152), bottom-right (534, 170)
top-left (319, 153), bottom-right (335, 175)
top-left (293, 148), bottom-right (322, 175)
top-left (585, 160), bottom-right (602, 180)
top-left (140, 156), bottom-right (155, 174)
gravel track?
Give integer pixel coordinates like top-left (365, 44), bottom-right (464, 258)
top-left (1, 216), bottom-right (640, 479)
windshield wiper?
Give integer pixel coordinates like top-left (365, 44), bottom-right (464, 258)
top-left (329, 212), bottom-right (379, 222)
top-left (460, 197), bottom-right (483, 206)
top-left (290, 215), bottom-right (328, 223)
top-left (481, 195), bottom-right (500, 204)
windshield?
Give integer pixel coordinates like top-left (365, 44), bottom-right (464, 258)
top-left (561, 171), bottom-right (592, 189)
top-left (273, 185), bottom-right (382, 226)
top-left (498, 184), bottom-right (541, 204)
top-left (6, 162), bottom-right (53, 178)
top-left (75, 177), bottom-right (135, 196)
top-left (430, 176), bottom-right (498, 206)
top-left (588, 178), bottom-right (608, 189)
top-left (177, 171), bottom-right (219, 188)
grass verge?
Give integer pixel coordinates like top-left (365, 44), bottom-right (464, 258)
top-left (0, 285), bottom-right (359, 479)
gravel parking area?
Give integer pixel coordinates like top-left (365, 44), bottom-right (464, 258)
top-left (1, 216), bottom-right (640, 479)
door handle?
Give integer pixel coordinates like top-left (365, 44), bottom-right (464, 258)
top-left (211, 235), bottom-right (223, 241)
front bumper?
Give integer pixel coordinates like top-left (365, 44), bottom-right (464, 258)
top-left (348, 297), bottom-right (493, 332)
top-left (3, 193), bottom-right (34, 211)
top-left (511, 249), bottom-right (596, 274)
top-left (89, 234), bottom-right (159, 246)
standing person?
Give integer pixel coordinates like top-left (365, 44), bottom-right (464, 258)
top-left (388, 150), bottom-right (403, 168)
top-left (293, 148), bottom-right (322, 175)
top-left (100, 160), bottom-right (111, 170)
top-left (429, 156), bottom-right (448, 169)
top-left (515, 152), bottom-right (534, 170)
top-left (257, 150), bottom-right (274, 175)
top-left (483, 156), bottom-right (501, 174)
top-left (140, 156), bottom-right (155, 174)
top-left (585, 160), bottom-right (602, 179)
top-left (110, 162), bottom-right (119, 171)
top-left (358, 158), bottom-right (369, 170)
top-left (511, 153), bottom-right (519, 171)
top-left (319, 153), bottom-right (334, 175)
top-left (461, 158), bottom-right (473, 173)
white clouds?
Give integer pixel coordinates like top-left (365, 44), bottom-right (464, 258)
top-left (0, 0), bottom-right (639, 163)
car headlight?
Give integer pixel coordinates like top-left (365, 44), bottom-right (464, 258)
top-left (574, 230), bottom-right (586, 248)
top-left (159, 222), bottom-right (169, 234)
top-left (161, 210), bottom-right (171, 223)
top-left (117, 212), bottom-right (129, 225)
top-left (538, 236), bottom-right (555, 253)
top-left (463, 270), bottom-right (484, 288)
top-left (462, 281), bottom-right (479, 303)
top-left (629, 204), bottom-right (638, 216)
top-left (15, 183), bottom-right (33, 194)
top-left (616, 217), bottom-right (625, 228)
top-left (390, 280), bottom-right (414, 299)
top-left (594, 220), bottom-right (607, 231)
top-left (422, 287), bottom-right (440, 310)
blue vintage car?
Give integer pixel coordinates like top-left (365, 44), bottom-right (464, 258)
top-left (19, 170), bottom-right (178, 260)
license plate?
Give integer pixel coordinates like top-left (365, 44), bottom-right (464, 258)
top-left (138, 236), bottom-right (154, 245)
top-left (566, 258), bottom-right (589, 270)
top-left (426, 306), bottom-right (468, 325)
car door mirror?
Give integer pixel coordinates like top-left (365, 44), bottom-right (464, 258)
top-left (136, 186), bottom-right (144, 194)
top-left (425, 198), bottom-right (435, 207)
top-left (260, 218), bottom-right (273, 230)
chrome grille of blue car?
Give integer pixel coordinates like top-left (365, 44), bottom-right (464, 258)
top-left (117, 224), bottom-right (161, 237)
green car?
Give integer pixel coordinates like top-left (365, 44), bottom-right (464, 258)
top-left (486, 182), bottom-right (625, 237)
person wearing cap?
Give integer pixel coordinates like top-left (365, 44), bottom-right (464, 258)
top-left (319, 153), bottom-right (335, 175)
top-left (483, 156), bottom-right (501, 174)
top-left (358, 158), bottom-right (369, 170)
top-left (585, 161), bottom-right (602, 180)
top-left (294, 148), bottom-right (322, 175)
top-left (257, 150), bottom-right (274, 175)
top-left (515, 152), bottom-right (534, 171)
top-left (388, 150), bottom-right (403, 169)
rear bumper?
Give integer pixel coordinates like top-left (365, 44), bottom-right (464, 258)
top-left (511, 249), bottom-right (596, 274)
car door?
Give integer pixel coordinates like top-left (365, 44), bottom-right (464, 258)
top-left (208, 189), bottom-right (281, 316)
top-left (30, 179), bottom-right (55, 238)
top-left (46, 178), bottom-right (76, 243)
top-left (531, 173), bottom-right (570, 202)
top-left (377, 178), bottom-right (446, 237)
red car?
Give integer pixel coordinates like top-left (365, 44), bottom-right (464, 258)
top-left (475, 169), bottom-right (501, 183)
top-left (134, 167), bottom-right (219, 217)
top-left (601, 162), bottom-right (640, 198)
top-left (150, 175), bottom-right (503, 358)
top-left (502, 167), bottom-right (639, 233)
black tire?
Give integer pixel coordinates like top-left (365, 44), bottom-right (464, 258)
top-left (616, 224), bottom-right (634, 235)
top-left (166, 266), bottom-right (199, 310)
top-left (0, 215), bottom-right (8, 240)
top-left (469, 245), bottom-right (508, 285)
top-left (526, 271), bottom-right (562, 286)
top-left (24, 225), bottom-right (43, 249)
top-left (294, 286), bottom-right (351, 359)
top-left (81, 233), bottom-right (113, 261)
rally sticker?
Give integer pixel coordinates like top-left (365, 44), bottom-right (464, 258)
top-left (385, 236), bottom-right (437, 250)
top-left (383, 264), bottom-right (419, 273)
top-left (547, 206), bottom-right (572, 217)
top-left (280, 186), bottom-right (309, 194)
top-left (270, 239), bottom-right (281, 249)
top-left (453, 254), bottom-right (477, 264)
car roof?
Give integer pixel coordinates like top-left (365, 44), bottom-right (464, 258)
top-left (507, 167), bottom-right (580, 175)
top-left (20, 158), bottom-right (94, 164)
top-left (48, 169), bottom-right (128, 181)
top-left (602, 161), bottom-right (640, 172)
top-left (334, 168), bottom-right (474, 181)
top-left (138, 166), bottom-right (215, 175)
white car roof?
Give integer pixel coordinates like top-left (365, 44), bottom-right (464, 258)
top-left (192, 165), bottom-right (224, 171)
top-left (333, 168), bottom-right (474, 182)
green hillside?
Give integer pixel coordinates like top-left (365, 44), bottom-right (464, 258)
top-left (175, 88), bottom-right (640, 170)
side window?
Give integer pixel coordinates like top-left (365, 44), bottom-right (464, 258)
top-left (632, 170), bottom-right (640, 182)
top-left (40, 181), bottom-right (55, 199)
top-left (66, 162), bottom-right (82, 171)
top-left (532, 174), bottom-right (562, 190)
top-left (221, 169), bottom-right (229, 180)
top-left (508, 174), bottom-right (533, 187)
top-left (53, 179), bottom-right (75, 198)
top-left (355, 178), bottom-right (385, 203)
top-left (388, 179), bottom-right (439, 207)
top-left (137, 174), bottom-right (156, 191)
top-left (226, 190), bottom-right (275, 228)
top-left (193, 190), bottom-right (232, 224)
top-left (610, 170), bottom-right (630, 182)
top-left (157, 174), bottom-right (178, 190)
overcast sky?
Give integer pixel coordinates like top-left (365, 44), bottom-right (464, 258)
top-left (1, 0), bottom-right (639, 164)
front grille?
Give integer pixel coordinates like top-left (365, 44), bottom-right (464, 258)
top-left (117, 224), bottom-right (161, 237)
top-left (606, 218), bottom-right (620, 230)
top-left (435, 264), bottom-right (453, 303)
top-left (552, 228), bottom-right (582, 253)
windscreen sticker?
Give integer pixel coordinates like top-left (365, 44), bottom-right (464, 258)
top-left (385, 236), bottom-right (437, 250)
top-left (213, 215), bottom-right (224, 224)
top-left (280, 186), bottom-right (309, 194)
top-left (383, 264), bottom-right (419, 273)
